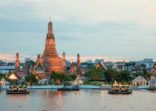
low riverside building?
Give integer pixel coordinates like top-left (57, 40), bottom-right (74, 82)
top-left (132, 76), bottom-right (147, 86)
top-left (0, 78), bottom-right (9, 87)
top-left (34, 72), bottom-right (48, 85)
top-left (69, 54), bottom-right (82, 76)
top-left (8, 73), bottom-right (19, 81)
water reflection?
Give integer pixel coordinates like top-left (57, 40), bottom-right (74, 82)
top-left (0, 90), bottom-right (156, 111)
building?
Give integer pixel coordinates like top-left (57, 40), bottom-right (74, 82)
top-left (132, 76), bottom-right (147, 86)
top-left (70, 54), bottom-right (82, 76)
top-left (0, 65), bottom-right (15, 74)
top-left (138, 58), bottom-right (154, 71)
top-left (96, 62), bottom-right (108, 70)
top-left (148, 63), bottom-right (156, 89)
top-left (15, 52), bottom-right (20, 72)
top-left (0, 53), bottom-right (21, 74)
top-left (112, 62), bottom-right (125, 71)
top-left (149, 63), bottom-right (156, 79)
top-left (35, 20), bottom-right (63, 74)
top-left (0, 78), bottom-right (9, 87)
top-left (62, 52), bottom-right (67, 74)
top-left (76, 54), bottom-right (82, 76)
top-left (128, 65), bottom-right (143, 74)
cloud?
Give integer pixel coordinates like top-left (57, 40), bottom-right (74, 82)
top-left (0, 0), bottom-right (156, 60)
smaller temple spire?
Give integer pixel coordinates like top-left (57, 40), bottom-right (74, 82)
top-left (48, 18), bottom-right (53, 34)
top-left (76, 53), bottom-right (82, 76)
top-left (77, 53), bottom-right (80, 67)
top-left (62, 52), bottom-right (65, 59)
top-left (15, 52), bottom-right (20, 72)
top-left (62, 52), bottom-right (66, 74)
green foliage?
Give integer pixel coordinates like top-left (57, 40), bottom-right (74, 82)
top-left (117, 70), bottom-right (132, 82)
top-left (104, 69), bottom-right (118, 82)
top-left (50, 72), bottom-right (77, 84)
top-left (133, 71), bottom-right (148, 79)
top-left (25, 74), bottom-right (38, 85)
top-left (67, 74), bottom-right (77, 81)
top-left (86, 68), bottom-right (104, 81)
top-left (0, 74), bottom-right (5, 80)
top-left (86, 68), bottom-right (133, 83)
top-left (50, 72), bottom-right (62, 81)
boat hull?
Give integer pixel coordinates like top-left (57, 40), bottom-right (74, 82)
top-left (6, 90), bottom-right (30, 94)
top-left (58, 88), bottom-right (79, 91)
top-left (108, 90), bottom-right (132, 94)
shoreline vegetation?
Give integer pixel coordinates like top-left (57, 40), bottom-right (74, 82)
top-left (0, 68), bottom-right (153, 91)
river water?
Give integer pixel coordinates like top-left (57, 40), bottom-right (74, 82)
top-left (0, 89), bottom-right (156, 111)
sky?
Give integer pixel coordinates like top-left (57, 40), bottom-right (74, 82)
top-left (0, 0), bottom-right (156, 61)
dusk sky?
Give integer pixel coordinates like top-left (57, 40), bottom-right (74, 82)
top-left (0, 0), bottom-right (156, 61)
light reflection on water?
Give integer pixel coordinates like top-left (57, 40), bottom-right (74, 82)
top-left (0, 89), bottom-right (156, 111)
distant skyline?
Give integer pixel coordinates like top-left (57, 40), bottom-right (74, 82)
top-left (0, 0), bottom-right (156, 61)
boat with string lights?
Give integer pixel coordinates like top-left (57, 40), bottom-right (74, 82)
top-left (108, 81), bottom-right (132, 94)
top-left (6, 85), bottom-right (30, 94)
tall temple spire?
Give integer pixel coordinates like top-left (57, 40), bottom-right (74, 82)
top-left (48, 19), bottom-right (53, 34)
top-left (41, 21), bottom-right (63, 73)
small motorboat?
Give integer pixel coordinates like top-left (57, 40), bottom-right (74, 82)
top-left (108, 88), bottom-right (132, 94)
top-left (108, 81), bottom-right (132, 94)
top-left (6, 85), bottom-right (30, 94)
top-left (58, 85), bottom-right (79, 91)
top-left (148, 86), bottom-right (156, 91)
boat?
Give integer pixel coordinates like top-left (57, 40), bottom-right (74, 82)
top-left (148, 86), bottom-right (156, 91)
top-left (58, 85), bottom-right (79, 91)
top-left (108, 81), bottom-right (132, 94)
top-left (6, 85), bottom-right (30, 94)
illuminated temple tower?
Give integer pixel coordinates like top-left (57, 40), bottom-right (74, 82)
top-left (15, 52), bottom-right (20, 72)
top-left (36, 20), bottom-right (63, 73)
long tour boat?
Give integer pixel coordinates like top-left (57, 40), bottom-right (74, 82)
top-left (6, 85), bottom-right (30, 94)
top-left (108, 81), bottom-right (132, 94)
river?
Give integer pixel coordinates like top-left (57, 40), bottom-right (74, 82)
top-left (0, 89), bottom-right (156, 111)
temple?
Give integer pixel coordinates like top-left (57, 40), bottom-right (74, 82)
top-left (35, 20), bottom-right (63, 74)
top-left (15, 52), bottom-right (20, 72)
top-left (62, 52), bottom-right (67, 74)
top-left (70, 53), bottom-right (82, 76)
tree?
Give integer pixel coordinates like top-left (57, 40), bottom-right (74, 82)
top-left (67, 74), bottom-right (77, 81)
top-left (50, 72), bottom-right (77, 84)
top-left (25, 74), bottom-right (38, 85)
top-left (86, 68), bottom-right (104, 81)
top-left (50, 72), bottom-right (66, 84)
top-left (0, 74), bottom-right (5, 80)
top-left (118, 70), bottom-right (132, 82)
top-left (104, 69), bottom-right (118, 83)
top-left (133, 71), bottom-right (148, 79)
